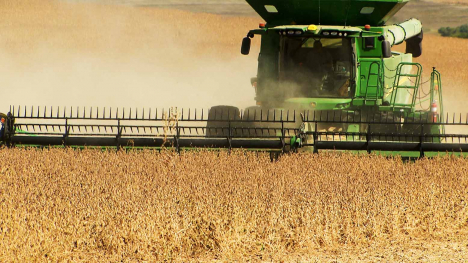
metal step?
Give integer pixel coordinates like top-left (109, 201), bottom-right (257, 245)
top-left (398, 73), bottom-right (419, 77)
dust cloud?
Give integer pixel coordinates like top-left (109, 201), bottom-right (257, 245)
top-left (0, 0), bottom-right (261, 114)
top-left (1, 0), bottom-right (467, 117)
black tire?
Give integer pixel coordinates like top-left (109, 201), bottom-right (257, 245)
top-left (358, 111), bottom-right (402, 141)
top-left (402, 113), bottom-right (443, 143)
top-left (206, 106), bottom-right (240, 137)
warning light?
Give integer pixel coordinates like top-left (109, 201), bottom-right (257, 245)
top-left (308, 24), bottom-right (317, 31)
top-left (364, 25), bottom-right (371, 31)
top-left (0, 118), bottom-right (4, 124)
top-left (259, 23), bottom-right (266, 28)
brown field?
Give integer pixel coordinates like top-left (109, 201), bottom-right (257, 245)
top-left (428, 0), bottom-right (468, 5)
top-left (2, 0), bottom-right (468, 261)
top-left (0, 148), bottom-right (468, 261)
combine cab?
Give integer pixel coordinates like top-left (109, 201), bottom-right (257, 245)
top-left (1, 0), bottom-right (468, 156)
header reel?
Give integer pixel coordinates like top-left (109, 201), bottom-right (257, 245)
top-left (2, 105), bottom-right (468, 157)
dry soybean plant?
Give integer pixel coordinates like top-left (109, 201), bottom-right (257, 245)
top-left (0, 148), bottom-right (468, 261)
top-left (160, 107), bottom-right (181, 144)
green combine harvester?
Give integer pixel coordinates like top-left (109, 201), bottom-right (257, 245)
top-left (1, 0), bottom-right (468, 156)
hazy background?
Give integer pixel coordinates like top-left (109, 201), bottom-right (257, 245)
top-left (0, 0), bottom-right (467, 114)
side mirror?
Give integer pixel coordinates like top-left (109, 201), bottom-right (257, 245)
top-left (382, 40), bottom-right (392, 58)
top-left (241, 37), bottom-right (251, 55)
top-left (406, 30), bottom-right (423, 58)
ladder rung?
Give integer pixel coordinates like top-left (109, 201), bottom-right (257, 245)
top-left (393, 104), bottom-right (413, 107)
top-left (396, 86), bottom-right (417, 89)
top-left (399, 74), bottom-right (419, 77)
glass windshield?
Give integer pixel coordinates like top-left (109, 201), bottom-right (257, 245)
top-left (279, 37), bottom-right (353, 98)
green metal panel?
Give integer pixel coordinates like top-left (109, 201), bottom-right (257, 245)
top-left (245, 0), bottom-right (408, 26)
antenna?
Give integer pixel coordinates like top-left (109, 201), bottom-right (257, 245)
top-left (319, 0), bottom-right (321, 25)
top-left (344, 0), bottom-right (352, 27)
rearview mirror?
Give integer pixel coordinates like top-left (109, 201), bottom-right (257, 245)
top-left (406, 30), bottom-right (423, 58)
top-left (241, 37), bottom-right (251, 55)
top-left (382, 40), bottom-right (392, 58)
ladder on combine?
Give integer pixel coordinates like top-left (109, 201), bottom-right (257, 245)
top-left (364, 62), bottom-right (383, 106)
top-left (390, 62), bottom-right (422, 110)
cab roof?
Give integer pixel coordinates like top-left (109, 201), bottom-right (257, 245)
top-left (245, 0), bottom-right (408, 26)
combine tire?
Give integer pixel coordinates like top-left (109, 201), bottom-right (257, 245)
top-left (358, 111), bottom-right (402, 141)
top-left (401, 114), bottom-right (444, 143)
top-left (206, 106), bottom-right (240, 137)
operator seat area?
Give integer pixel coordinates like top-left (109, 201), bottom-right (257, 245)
top-left (280, 37), bottom-right (353, 98)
